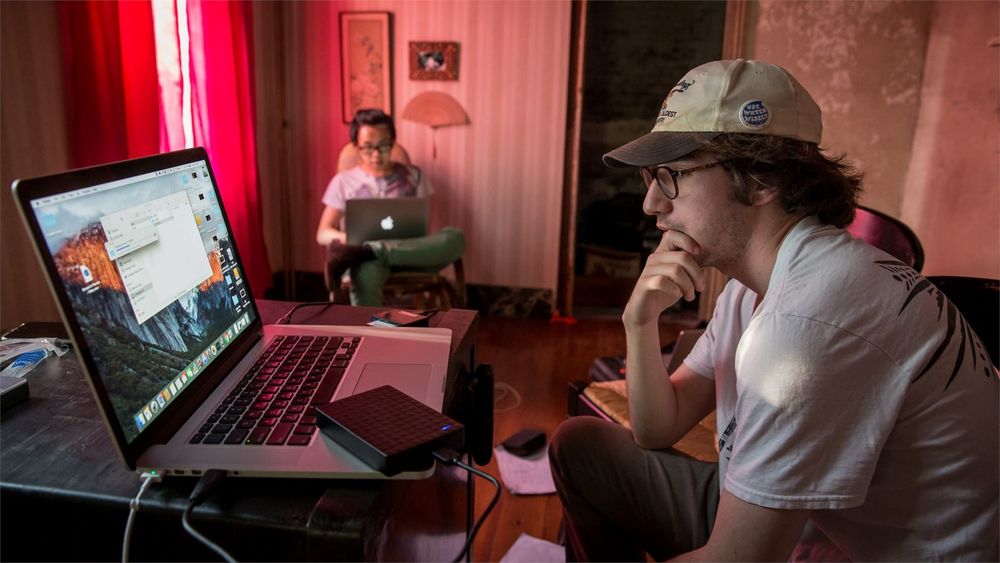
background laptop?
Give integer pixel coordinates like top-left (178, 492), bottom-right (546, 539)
top-left (345, 197), bottom-right (429, 244)
top-left (11, 147), bottom-right (451, 479)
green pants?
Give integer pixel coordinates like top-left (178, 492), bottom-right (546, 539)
top-left (349, 226), bottom-right (466, 306)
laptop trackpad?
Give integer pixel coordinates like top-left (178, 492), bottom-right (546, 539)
top-left (352, 363), bottom-right (433, 401)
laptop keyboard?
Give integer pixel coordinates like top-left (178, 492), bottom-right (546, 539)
top-left (189, 334), bottom-right (361, 446)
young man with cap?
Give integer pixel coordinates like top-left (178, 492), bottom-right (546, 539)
top-left (549, 59), bottom-right (998, 561)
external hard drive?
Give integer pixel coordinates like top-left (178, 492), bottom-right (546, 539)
top-left (315, 385), bottom-right (465, 476)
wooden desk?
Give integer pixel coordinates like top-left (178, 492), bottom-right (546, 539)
top-left (0, 301), bottom-right (480, 562)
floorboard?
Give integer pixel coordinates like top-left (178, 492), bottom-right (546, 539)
top-left (467, 315), bottom-right (691, 562)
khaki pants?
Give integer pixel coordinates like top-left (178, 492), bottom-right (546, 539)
top-left (548, 416), bottom-right (720, 562)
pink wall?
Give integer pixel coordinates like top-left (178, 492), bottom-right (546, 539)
top-left (901, 0), bottom-right (1000, 278)
top-left (256, 1), bottom-right (572, 292)
top-left (751, 0), bottom-right (999, 279)
top-left (751, 0), bottom-right (932, 216)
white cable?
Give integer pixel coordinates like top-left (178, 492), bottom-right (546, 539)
top-left (122, 471), bottom-right (162, 563)
top-left (492, 381), bottom-right (522, 412)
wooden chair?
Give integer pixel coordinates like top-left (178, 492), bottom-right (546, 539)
top-left (848, 206), bottom-right (925, 271)
top-left (381, 258), bottom-right (467, 310)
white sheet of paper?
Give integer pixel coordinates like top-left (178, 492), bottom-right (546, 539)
top-left (500, 533), bottom-right (565, 563)
top-left (493, 445), bottom-right (556, 495)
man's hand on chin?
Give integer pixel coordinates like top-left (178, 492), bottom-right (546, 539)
top-left (624, 229), bottom-right (705, 327)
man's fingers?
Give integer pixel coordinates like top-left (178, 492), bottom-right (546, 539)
top-left (637, 257), bottom-right (701, 301)
top-left (650, 268), bottom-right (698, 302)
top-left (629, 232), bottom-right (706, 325)
top-left (657, 230), bottom-right (701, 256)
top-left (644, 250), bottom-right (706, 293)
top-left (627, 239), bottom-right (704, 324)
top-left (656, 231), bottom-right (673, 252)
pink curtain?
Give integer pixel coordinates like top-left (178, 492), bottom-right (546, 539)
top-left (57, 0), bottom-right (272, 296)
top-left (58, 1), bottom-right (160, 165)
top-left (183, 1), bottom-right (271, 297)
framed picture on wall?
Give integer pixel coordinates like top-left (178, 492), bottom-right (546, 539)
top-left (409, 41), bottom-right (460, 81)
top-left (339, 12), bottom-right (393, 123)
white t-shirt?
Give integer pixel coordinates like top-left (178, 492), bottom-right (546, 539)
top-left (321, 163), bottom-right (433, 222)
top-left (684, 216), bottom-right (998, 561)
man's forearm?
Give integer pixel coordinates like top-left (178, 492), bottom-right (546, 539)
top-left (316, 227), bottom-right (346, 247)
top-left (624, 320), bottom-right (680, 448)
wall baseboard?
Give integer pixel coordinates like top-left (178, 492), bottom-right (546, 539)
top-left (466, 284), bottom-right (554, 319)
top-left (266, 270), bottom-right (556, 318)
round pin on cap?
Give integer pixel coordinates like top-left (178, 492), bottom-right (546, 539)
top-left (739, 100), bottom-right (771, 129)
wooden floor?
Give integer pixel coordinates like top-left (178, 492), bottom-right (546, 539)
top-left (467, 314), bottom-right (695, 562)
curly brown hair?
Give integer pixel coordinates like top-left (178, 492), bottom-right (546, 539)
top-left (700, 134), bottom-right (864, 228)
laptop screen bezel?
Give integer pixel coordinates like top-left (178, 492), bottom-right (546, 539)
top-left (11, 147), bottom-right (266, 469)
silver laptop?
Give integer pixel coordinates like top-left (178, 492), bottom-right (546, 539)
top-left (345, 197), bottom-right (429, 244)
top-left (11, 147), bottom-right (451, 479)
top-left (666, 328), bottom-right (705, 373)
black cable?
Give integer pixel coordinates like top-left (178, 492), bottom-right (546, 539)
top-left (275, 301), bottom-right (334, 325)
top-left (433, 448), bottom-right (502, 563)
top-left (181, 469), bottom-right (236, 563)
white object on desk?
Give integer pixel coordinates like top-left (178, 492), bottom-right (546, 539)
top-left (500, 533), bottom-right (565, 563)
top-left (493, 445), bottom-right (556, 495)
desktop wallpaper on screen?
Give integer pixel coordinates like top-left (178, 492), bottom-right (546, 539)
top-left (32, 163), bottom-right (255, 442)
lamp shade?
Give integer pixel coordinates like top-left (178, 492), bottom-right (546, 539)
top-left (401, 91), bottom-right (469, 128)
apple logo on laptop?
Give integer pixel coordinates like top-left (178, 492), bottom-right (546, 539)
top-left (380, 215), bottom-right (394, 231)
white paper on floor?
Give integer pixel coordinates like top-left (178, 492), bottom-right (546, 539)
top-left (500, 533), bottom-right (565, 563)
top-left (493, 445), bottom-right (556, 495)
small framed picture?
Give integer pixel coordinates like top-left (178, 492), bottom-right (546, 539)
top-left (340, 12), bottom-right (393, 123)
top-left (409, 41), bottom-right (460, 81)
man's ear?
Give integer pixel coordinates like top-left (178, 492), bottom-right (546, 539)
top-left (750, 183), bottom-right (780, 207)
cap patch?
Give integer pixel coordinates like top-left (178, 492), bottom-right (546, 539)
top-left (739, 100), bottom-right (770, 129)
top-left (656, 79), bottom-right (696, 123)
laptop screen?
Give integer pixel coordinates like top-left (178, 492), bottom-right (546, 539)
top-left (22, 155), bottom-right (258, 444)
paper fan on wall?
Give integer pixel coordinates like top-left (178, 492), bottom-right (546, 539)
top-left (401, 91), bottom-right (469, 158)
top-left (401, 91), bottom-right (469, 127)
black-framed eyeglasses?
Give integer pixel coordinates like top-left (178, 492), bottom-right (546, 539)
top-left (358, 142), bottom-right (394, 156)
top-left (640, 160), bottom-right (727, 199)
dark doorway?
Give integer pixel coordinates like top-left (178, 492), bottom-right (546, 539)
top-left (571, 1), bottom-right (726, 316)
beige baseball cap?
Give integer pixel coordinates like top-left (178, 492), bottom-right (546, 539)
top-left (603, 59), bottom-right (822, 167)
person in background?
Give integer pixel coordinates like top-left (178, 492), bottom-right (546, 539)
top-left (316, 108), bottom-right (464, 306)
top-left (549, 59), bottom-right (998, 561)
